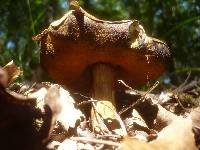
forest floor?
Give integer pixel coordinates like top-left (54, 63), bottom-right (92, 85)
top-left (0, 61), bottom-right (200, 150)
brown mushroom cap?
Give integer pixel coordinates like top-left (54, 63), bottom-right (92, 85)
top-left (34, 8), bottom-right (170, 93)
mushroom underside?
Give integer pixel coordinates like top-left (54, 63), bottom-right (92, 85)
top-left (41, 38), bottom-right (166, 93)
top-left (38, 7), bottom-right (170, 93)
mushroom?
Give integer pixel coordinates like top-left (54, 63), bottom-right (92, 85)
top-left (33, 3), bottom-right (170, 134)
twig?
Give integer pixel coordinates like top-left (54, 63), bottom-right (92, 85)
top-left (73, 93), bottom-right (98, 107)
top-left (118, 80), bottom-right (140, 95)
top-left (97, 134), bottom-right (122, 139)
top-left (173, 71), bottom-right (191, 93)
top-left (119, 81), bottom-right (159, 115)
top-left (118, 80), bottom-right (133, 90)
top-left (175, 79), bottom-right (200, 93)
top-left (73, 92), bottom-right (91, 99)
top-left (70, 137), bottom-right (120, 147)
top-left (175, 96), bottom-right (190, 112)
top-left (77, 99), bottom-right (98, 106)
top-left (24, 82), bottom-right (37, 95)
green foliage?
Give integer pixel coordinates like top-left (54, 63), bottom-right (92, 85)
top-left (0, 0), bottom-right (62, 79)
top-left (0, 0), bottom-right (199, 83)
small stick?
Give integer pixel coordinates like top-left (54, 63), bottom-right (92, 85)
top-left (175, 97), bottom-right (190, 112)
top-left (24, 82), bottom-right (37, 95)
top-left (118, 80), bottom-right (133, 90)
top-left (173, 71), bottom-right (191, 93)
top-left (119, 81), bottom-right (159, 115)
top-left (118, 80), bottom-right (140, 95)
top-left (70, 136), bottom-right (120, 147)
top-left (97, 134), bottom-right (122, 139)
top-left (73, 92), bottom-right (91, 99)
top-left (77, 99), bottom-right (98, 106)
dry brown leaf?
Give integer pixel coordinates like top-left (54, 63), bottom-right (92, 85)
top-left (91, 100), bottom-right (127, 136)
top-left (190, 107), bottom-right (200, 147)
top-left (0, 67), bottom-right (8, 88)
top-left (3, 60), bottom-right (22, 85)
top-left (191, 107), bottom-right (200, 129)
top-left (28, 87), bottom-right (48, 110)
top-left (28, 84), bottom-right (84, 135)
top-left (119, 117), bottom-right (197, 150)
top-left (131, 109), bottom-right (148, 128)
top-left (45, 85), bottom-right (84, 131)
top-left (131, 109), bottom-right (149, 141)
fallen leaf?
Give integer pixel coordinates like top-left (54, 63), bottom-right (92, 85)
top-left (28, 84), bottom-right (84, 137)
top-left (191, 107), bottom-right (200, 129)
top-left (3, 60), bottom-right (22, 85)
top-left (57, 139), bottom-right (77, 150)
top-left (119, 117), bottom-right (197, 150)
top-left (190, 107), bottom-right (200, 147)
top-left (0, 67), bottom-right (8, 88)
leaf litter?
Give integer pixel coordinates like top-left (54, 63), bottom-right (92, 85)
top-left (0, 61), bottom-right (200, 150)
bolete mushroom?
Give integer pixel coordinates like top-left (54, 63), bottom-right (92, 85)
top-left (33, 2), bottom-right (170, 134)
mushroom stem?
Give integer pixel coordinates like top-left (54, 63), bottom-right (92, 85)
top-left (91, 63), bottom-right (118, 133)
top-left (92, 63), bottom-right (115, 105)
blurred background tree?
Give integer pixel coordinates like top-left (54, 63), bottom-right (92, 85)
top-left (0, 0), bottom-right (199, 85)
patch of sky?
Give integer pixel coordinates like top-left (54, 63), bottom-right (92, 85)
top-left (181, 1), bottom-right (189, 10)
top-left (0, 31), bottom-right (4, 37)
top-left (163, 77), bottom-right (171, 85)
top-left (6, 40), bottom-right (15, 49)
top-left (154, 9), bottom-right (162, 24)
top-left (155, 9), bottom-right (162, 16)
top-left (60, 0), bottom-right (69, 10)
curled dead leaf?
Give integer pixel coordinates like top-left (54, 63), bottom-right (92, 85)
top-left (28, 84), bottom-right (85, 138)
top-left (0, 67), bottom-right (8, 88)
top-left (3, 60), bottom-right (22, 86)
top-left (191, 107), bottom-right (200, 147)
top-left (119, 117), bottom-right (197, 150)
